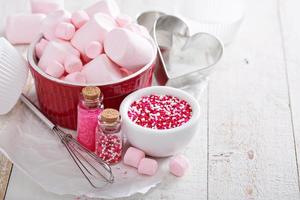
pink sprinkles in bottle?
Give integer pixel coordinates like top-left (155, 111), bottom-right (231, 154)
top-left (128, 94), bottom-right (192, 130)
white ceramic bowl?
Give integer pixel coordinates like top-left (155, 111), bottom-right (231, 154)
top-left (119, 86), bottom-right (201, 157)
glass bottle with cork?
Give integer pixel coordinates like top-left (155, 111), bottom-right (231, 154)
top-left (95, 108), bottom-right (123, 164)
top-left (77, 86), bottom-right (104, 151)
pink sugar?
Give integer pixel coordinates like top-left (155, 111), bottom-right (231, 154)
top-left (77, 103), bottom-right (102, 151)
top-left (128, 94), bottom-right (192, 130)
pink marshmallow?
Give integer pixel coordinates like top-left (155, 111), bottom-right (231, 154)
top-left (38, 41), bottom-right (66, 71)
top-left (38, 40), bottom-right (79, 73)
top-left (55, 22), bottom-right (75, 40)
top-left (85, 41), bottom-right (103, 59)
top-left (45, 60), bottom-right (64, 78)
top-left (119, 67), bottom-right (133, 77)
top-left (116, 14), bottom-right (132, 27)
top-left (64, 72), bottom-right (86, 84)
top-left (125, 23), bottom-right (151, 38)
top-left (35, 38), bottom-right (48, 58)
top-left (104, 28), bottom-right (153, 70)
top-left (41, 10), bottom-right (71, 40)
top-left (169, 155), bottom-right (190, 177)
top-left (123, 147), bottom-right (145, 168)
top-left (30, 0), bottom-right (64, 14)
top-left (64, 55), bottom-right (83, 73)
top-left (54, 39), bottom-right (80, 57)
top-left (85, 0), bottom-right (120, 18)
top-left (81, 54), bottom-right (123, 84)
top-left (138, 158), bottom-right (158, 176)
top-left (71, 13), bottom-right (117, 54)
top-left (5, 14), bottom-right (46, 44)
top-left (71, 10), bottom-right (90, 29)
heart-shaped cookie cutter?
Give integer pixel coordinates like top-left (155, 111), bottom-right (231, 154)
top-left (137, 11), bottom-right (166, 35)
top-left (137, 12), bottom-right (224, 87)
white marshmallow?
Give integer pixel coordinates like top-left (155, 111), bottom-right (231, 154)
top-left (81, 54), bottom-right (123, 84)
top-left (85, 41), bottom-right (103, 59)
top-left (38, 40), bottom-right (80, 74)
top-left (64, 55), bottom-right (83, 73)
top-left (169, 155), bottom-right (190, 177)
top-left (64, 72), bottom-right (86, 84)
top-left (38, 41), bottom-right (66, 71)
top-left (137, 158), bottom-right (158, 176)
top-left (45, 60), bottom-right (65, 78)
top-left (71, 13), bottom-right (117, 54)
top-left (53, 39), bottom-right (80, 57)
top-left (5, 14), bottom-right (46, 44)
top-left (119, 67), bottom-right (133, 77)
top-left (35, 38), bottom-right (49, 58)
top-left (55, 22), bottom-right (75, 40)
top-left (104, 28), bottom-right (153, 70)
top-left (123, 147), bottom-right (145, 168)
top-left (71, 10), bottom-right (90, 29)
top-left (116, 14), bottom-right (132, 27)
top-left (41, 10), bottom-right (71, 40)
top-left (30, 0), bottom-right (64, 14)
top-left (125, 23), bottom-right (151, 38)
top-left (85, 0), bottom-right (120, 18)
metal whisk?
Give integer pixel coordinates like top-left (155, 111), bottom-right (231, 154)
top-left (20, 94), bottom-right (114, 188)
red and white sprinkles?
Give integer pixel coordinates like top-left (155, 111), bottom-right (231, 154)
top-left (96, 134), bottom-right (122, 164)
top-left (128, 94), bottom-right (192, 130)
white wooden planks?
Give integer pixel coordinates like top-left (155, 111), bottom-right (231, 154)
top-left (2, 0), bottom-right (300, 199)
top-left (278, 0), bottom-right (300, 192)
top-left (207, 0), bottom-right (300, 199)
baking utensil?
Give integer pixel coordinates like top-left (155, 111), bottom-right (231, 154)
top-left (154, 15), bottom-right (223, 87)
top-left (153, 15), bottom-right (223, 87)
top-left (0, 37), bottom-right (113, 188)
top-left (136, 11), bottom-right (165, 34)
top-left (119, 86), bottom-right (200, 157)
top-left (20, 94), bottom-right (114, 188)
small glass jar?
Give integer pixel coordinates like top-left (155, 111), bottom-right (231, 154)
top-left (77, 87), bottom-right (104, 151)
top-left (95, 108), bottom-right (122, 164)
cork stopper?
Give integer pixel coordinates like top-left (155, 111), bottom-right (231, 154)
top-left (82, 86), bottom-right (101, 100)
top-left (101, 108), bottom-right (119, 123)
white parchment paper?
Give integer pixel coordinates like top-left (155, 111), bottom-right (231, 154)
top-left (0, 77), bottom-right (207, 199)
top-left (0, 88), bottom-right (172, 199)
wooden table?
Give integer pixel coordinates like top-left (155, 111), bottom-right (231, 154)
top-left (1, 0), bottom-right (300, 199)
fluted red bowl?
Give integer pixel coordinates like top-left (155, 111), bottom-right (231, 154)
top-left (27, 35), bottom-right (157, 130)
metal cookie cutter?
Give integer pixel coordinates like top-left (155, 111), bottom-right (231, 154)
top-left (137, 11), bottom-right (166, 35)
top-left (137, 12), bottom-right (224, 88)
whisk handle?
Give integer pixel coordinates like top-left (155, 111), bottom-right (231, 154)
top-left (20, 94), bottom-right (55, 130)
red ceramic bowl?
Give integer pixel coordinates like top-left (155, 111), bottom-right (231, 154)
top-left (27, 34), bottom-right (157, 130)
